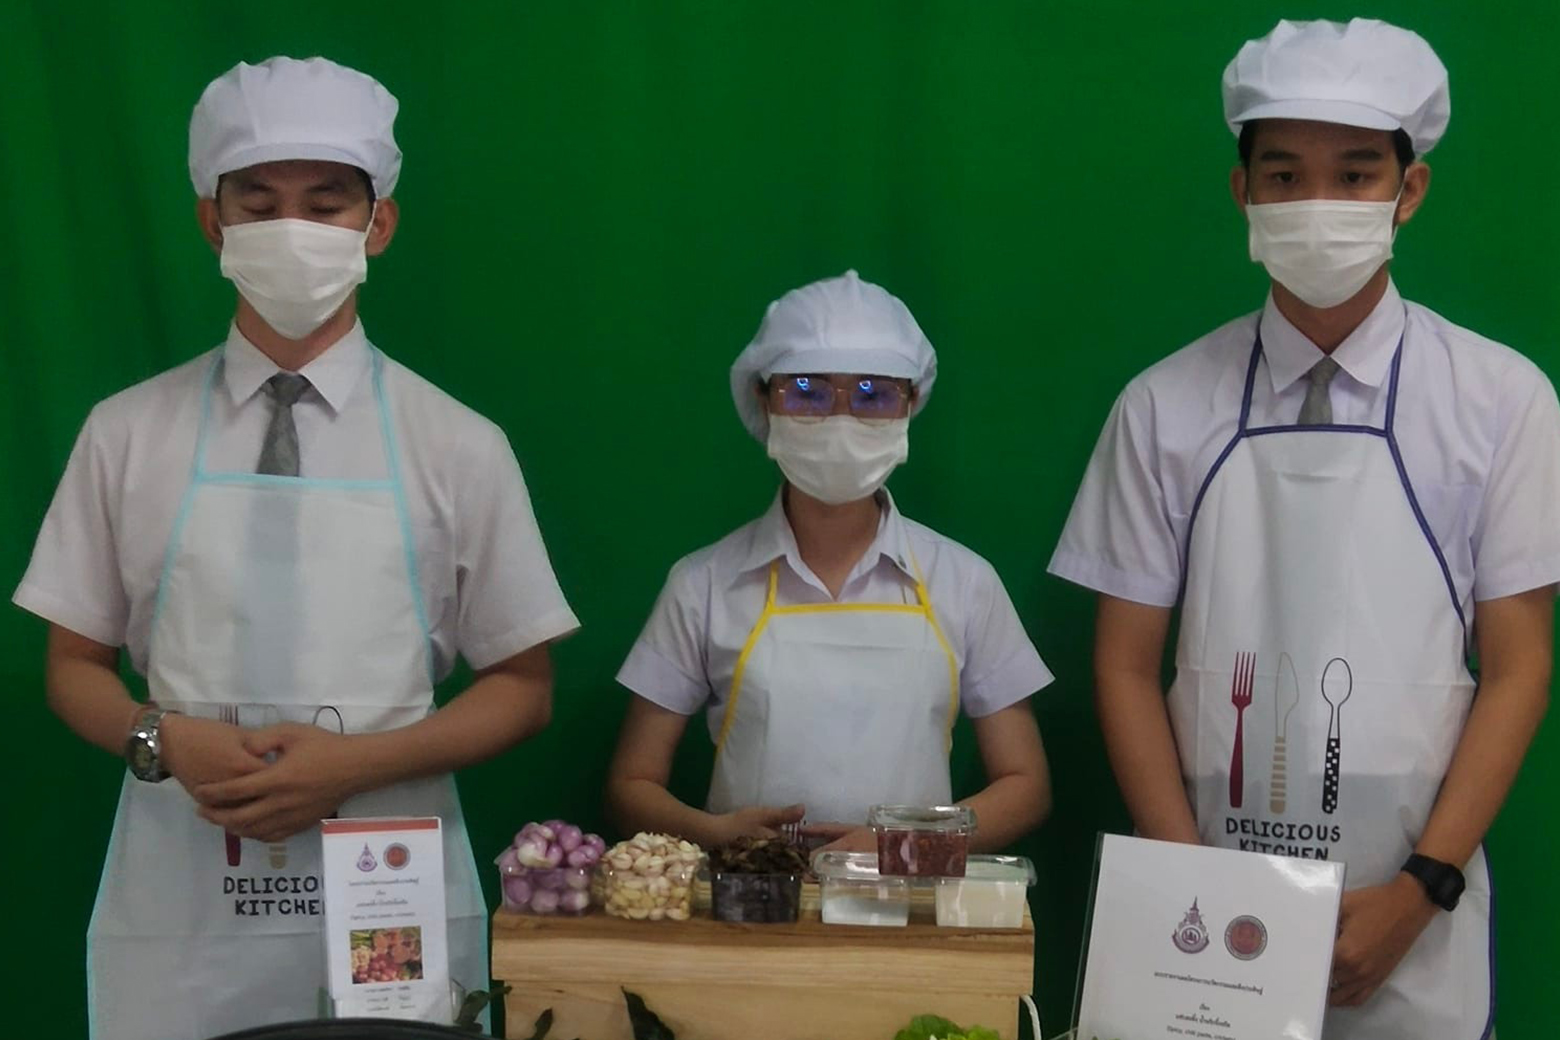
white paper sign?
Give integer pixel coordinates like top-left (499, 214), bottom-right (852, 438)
top-left (1075, 835), bottom-right (1344, 1040)
top-left (322, 817), bottom-right (450, 1022)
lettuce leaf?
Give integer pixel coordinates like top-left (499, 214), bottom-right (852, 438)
top-left (893, 1014), bottom-right (1003, 1040)
top-left (895, 1015), bottom-right (963, 1040)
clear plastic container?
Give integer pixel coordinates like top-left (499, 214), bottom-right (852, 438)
top-left (498, 864), bottom-right (594, 916)
top-left (814, 851), bottom-right (912, 927)
top-left (595, 860), bottom-right (697, 922)
top-left (868, 804), bottom-right (976, 877)
top-left (934, 855), bottom-right (1036, 928)
top-left (710, 870), bottom-right (803, 923)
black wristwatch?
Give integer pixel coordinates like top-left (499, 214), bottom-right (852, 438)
top-left (1401, 853), bottom-right (1465, 911)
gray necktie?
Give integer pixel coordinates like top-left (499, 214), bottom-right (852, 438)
top-left (256, 373), bottom-right (312, 476)
top-left (1297, 357), bottom-right (1341, 426)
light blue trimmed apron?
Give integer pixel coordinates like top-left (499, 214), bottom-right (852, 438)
top-left (87, 349), bottom-right (487, 1040)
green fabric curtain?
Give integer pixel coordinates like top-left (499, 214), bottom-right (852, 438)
top-left (3, 1), bottom-right (1555, 1035)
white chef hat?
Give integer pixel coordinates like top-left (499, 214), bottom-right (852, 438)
top-left (189, 56), bottom-right (402, 199)
top-left (1223, 19), bottom-right (1450, 156)
top-left (730, 270), bottom-right (938, 441)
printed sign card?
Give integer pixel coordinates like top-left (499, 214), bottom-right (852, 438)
top-left (1075, 835), bottom-right (1344, 1040)
top-left (322, 817), bottom-right (451, 1022)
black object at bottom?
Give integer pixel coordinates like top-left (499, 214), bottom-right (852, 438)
top-left (206, 1019), bottom-right (476, 1040)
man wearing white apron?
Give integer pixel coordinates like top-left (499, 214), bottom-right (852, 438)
top-left (14, 58), bottom-right (578, 1039)
top-left (1050, 20), bottom-right (1558, 1039)
top-left (608, 272), bottom-right (1053, 854)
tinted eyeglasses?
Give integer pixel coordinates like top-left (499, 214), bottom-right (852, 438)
top-left (767, 373), bottom-right (913, 420)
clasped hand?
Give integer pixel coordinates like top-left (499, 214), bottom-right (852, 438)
top-left (173, 720), bottom-right (365, 843)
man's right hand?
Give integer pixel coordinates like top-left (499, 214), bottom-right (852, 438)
top-left (711, 803), bottom-right (806, 844)
top-left (159, 714), bottom-right (270, 793)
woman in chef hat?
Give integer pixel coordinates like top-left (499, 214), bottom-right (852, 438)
top-left (607, 271), bottom-right (1053, 853)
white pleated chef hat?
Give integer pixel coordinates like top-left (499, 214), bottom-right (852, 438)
top-left (1223, 19), bottom-right (1450, 156)
top-left (730, 270), bottom-right (938, 441)
top-left (189, 56), bottom-right (402, 199)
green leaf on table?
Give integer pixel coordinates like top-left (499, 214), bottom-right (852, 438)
top-left (522, 1008), bottom-right (555, 1040)
top-left (622, 989), bottom-right (676, 1040)
top-left (453, 982), bottom-right (514, 1032)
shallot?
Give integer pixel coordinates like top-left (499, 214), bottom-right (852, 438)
top-left (495, 818), bottom-right (609, 915)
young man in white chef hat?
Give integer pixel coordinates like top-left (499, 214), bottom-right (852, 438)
top-left (1050, 19), bottom-right (1557, 1038)
top-left (13, 57), bottom-right (577, 1039)
top-left (607, 271), bottom-right (1053, 854)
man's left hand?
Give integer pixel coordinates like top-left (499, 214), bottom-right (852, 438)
top-left (192, 723), bottom-right (366, 842)
top-left (806, 823), bottom-right (876, 855)
top-left (1329, 873), bottom-right (1439, 1007)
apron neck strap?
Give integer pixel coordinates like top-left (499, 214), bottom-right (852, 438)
top-left (1239, 333), bottom-right (1264, 434)
top-left (1383, 336), bottom-right (1406, 437)
top-left (906, 551), bottom-right (934, 611)
top-left (1246, 320), bottom-right (1408, 436)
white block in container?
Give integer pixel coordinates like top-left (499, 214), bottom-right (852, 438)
top-left (934, 855), bottom-right (1036, 928)
top-left (814, 851), bottom-right (911, 927)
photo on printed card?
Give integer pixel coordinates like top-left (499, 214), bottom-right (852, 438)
top-left (349, 926), bottom-right (424, 985)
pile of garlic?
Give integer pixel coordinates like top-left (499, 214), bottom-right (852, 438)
top-left (595, 832), bottom-right (703, 921)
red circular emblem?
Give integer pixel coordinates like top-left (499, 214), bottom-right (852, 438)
top-left (1225, 915), bottom-right (1268, 960)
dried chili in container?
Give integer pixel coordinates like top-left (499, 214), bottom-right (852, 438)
top-left (868, 804), bottom-right (976, 877)
top-left (708, 837), bottom-right (808, 923)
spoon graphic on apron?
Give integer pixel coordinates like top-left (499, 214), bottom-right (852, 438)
top-left (1320, 657), bottom-right (1352, 815)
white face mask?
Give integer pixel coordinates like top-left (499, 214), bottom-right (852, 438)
top-left (1246, 197), bottom-right (1398, 309)
top-left (766, 415), bottom-right (909, 505)
top-left (219, 216), bottom-right (371, 339)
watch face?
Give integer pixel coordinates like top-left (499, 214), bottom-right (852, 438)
top-left (128, 734), bottom-right (158, 778)
top-left (1408, 856), bottom-right (1464, 910)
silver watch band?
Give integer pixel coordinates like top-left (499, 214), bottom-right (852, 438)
top-left (126, 707), bottom-right (176, 782)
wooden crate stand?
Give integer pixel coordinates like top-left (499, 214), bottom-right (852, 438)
top-left (492, 907), bottom-right (1035, 1039)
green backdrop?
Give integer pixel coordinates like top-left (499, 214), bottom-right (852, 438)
top-left (3, 2), bottom-right (1555, 1036)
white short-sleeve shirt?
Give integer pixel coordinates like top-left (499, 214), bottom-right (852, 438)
top-left (14, 323), bottom-right (579, 677)
top-left (618, 490), bottom-right (1053, 738)
top-left (1049, 281), bottom-right (1560, 619)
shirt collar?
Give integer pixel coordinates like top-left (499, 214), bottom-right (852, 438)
top-left (1260, 280), bottom-right (1405, 394)
top-left (221, 322), bottom-right (372, 414)
top-left (736, 488), bottom-right (918, 587)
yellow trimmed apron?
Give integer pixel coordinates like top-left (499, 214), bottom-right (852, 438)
top-left (707, 558), bottom-right (959, 823)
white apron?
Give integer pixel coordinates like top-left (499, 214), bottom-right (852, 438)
top-left (1169, 333), bottom-right (1494, 1039)
top-left (707, 557), bottom-right (960, 824)
top-left (88, 351), bottom-right (487, 1040)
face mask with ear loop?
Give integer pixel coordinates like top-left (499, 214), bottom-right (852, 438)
top-left (1245, 191), bottom-right (1402, 309)
top-left (766, 415), bottom-right (910, 505)
top-left (218, 206), bottom-right (376, 339)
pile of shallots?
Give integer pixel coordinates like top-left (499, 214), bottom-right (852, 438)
top-left (495, 820), bottom-right (608, 916)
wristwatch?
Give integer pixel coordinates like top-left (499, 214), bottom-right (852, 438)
top-left (125, 708), bottom-right (177, 783)
top-left (1401, 853), bottom-right (1465, 911)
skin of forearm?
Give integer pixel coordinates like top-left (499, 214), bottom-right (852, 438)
top-left (1415, 587), bottom-right (1554, 868)
top-left (961, 772), bottom-right (1050, 852)
top-left (346, 666), bottom-right (553, 793)
top-left (1415, 675), bottom-right (1550, 867)
top-left (607, 777), bottom-right (728, 847)
top-left (1094, 596), bottom-right (1200, 843)
top-left (1096, 669), bottom-right (1201, 844)
top-left (45, 634), bottom-right (140, 756)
